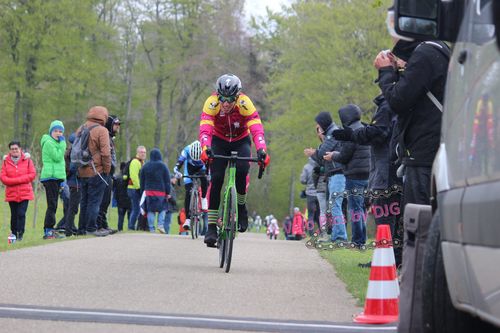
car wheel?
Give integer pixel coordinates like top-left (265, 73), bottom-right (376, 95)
top-left (421, 212), bottom-right (496, 333)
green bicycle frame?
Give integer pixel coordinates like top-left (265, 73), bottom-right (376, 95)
top-left (220, 162), bottom-right (238, 239)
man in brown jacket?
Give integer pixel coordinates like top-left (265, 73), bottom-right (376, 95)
top-left (77, 106), bottom-right (112, 237)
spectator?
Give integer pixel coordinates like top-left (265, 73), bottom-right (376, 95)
top-left (40, 120), bottom-right (67, 239)
top-left (113, 162), bottom-right (131, 232)
top-left (291, 207), bottom-right (306, 240)
top-left (139, 148), bottom-right (171, 233)
top-left (333, 94), bottom-right (403, 262)
top-left (300, 158), bottom-right (320, 236)
top-left (267, 217), bottom-right (279, 240)
top-left (282, 215), bottom-right (292, 240)
top-left (57, 133), bottom-right (81, 237)
top-left (55, 182), bottom-right (70, 232)
top-left (375, 19), bottom-right (449, 207)
top-left (248, 215), bottom-right (254, 231)
top-left (254, 215), bottom-right (262, 232)
top-left (96, 115), bottom-right (121, 234)
top-left (325, 105), bottom-right (370, 246)
top-left (166, 174), bottom-right (180, 234)
top-left (76, 106), bottom-right (112, 237)
top-left (1, 141), bottom-right (36, 241)
top-left (306, 111), bottom-right (345, 242)
top-left (127, 146), bottom-right (147, 230)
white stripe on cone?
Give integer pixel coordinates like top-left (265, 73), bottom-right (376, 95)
top-left (366, 280), bottom-right (400, 299)
top-left (372, 248), bottom-right (396, 267)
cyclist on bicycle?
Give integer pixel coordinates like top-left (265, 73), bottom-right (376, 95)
top-left (173, 140), bottom-right (208, 231)
top-left (199, 73), bottom-right (270, 247)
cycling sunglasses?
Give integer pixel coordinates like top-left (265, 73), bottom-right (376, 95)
top-left (218, 95), bottom-right (237, 103)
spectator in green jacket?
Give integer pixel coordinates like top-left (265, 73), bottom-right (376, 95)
top-left (40, 120), bottom-right (67, 239)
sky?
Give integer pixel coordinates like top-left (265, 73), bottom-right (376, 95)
top-left (244, 0), bottom-right (292, 22)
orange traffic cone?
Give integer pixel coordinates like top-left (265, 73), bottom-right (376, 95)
top-left (354, 224), bottom-right (399, 324)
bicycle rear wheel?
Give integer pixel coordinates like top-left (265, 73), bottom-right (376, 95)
top-left (224, 187), bottom-right (238, 273)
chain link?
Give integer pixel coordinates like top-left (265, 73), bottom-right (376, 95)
top-left (305, 232), bottom-right (404, 251)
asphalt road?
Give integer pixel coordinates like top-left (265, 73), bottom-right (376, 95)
top-left (0, 232), bottom-right (397, 332)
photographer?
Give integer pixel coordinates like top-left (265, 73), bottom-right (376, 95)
top-left (374, 8), bottom-right (450, 206)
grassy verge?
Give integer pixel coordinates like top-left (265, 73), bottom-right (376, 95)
top-left (319, 247), bottom-right (373, 306)
top-left (0, 187), bottom-right (182, 252)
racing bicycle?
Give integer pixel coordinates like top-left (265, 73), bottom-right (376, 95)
top-left (211, 151), bottom-right (264, 273)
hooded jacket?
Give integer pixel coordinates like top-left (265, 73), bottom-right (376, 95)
top-left (350, 95), bottom-right (401, 189)
top-left (313, 122), bottom-right (344, 177)
top-left (77, 106), bottom-right (111, 178)
top-left (378, 40), bottom-right (449, 167)
top-left (40, 120), bottom-right (67, 181)
top-left (300, 158), bottom-right (318, 196)
top-left (332, 105), bottom-right (370, 179)
top-left (139, 148), bottom-right (171, 212)
top-left (1, 152), bottom-right (36, 202)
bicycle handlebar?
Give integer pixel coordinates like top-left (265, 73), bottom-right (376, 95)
top-left (211, 153), bottom-right (266, 179)
top-left (182, 175), bottom-right (207, 179)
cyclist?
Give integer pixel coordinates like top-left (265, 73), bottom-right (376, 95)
top-left (199, 73), bottom-right (270, 247)
top-left (173, 140), bottom-right (208, 231)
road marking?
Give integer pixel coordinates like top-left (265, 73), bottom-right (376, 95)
top-left (0, 304), bottom-right (397, 332)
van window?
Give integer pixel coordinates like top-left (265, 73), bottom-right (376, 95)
top-left (468, 0), bottom-right (495, 45)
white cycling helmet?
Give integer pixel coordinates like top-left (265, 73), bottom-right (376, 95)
top-left (190, 140), bottom-right (202, 161)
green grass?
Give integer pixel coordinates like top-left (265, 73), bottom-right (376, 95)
top-left (313, 214), bottom-right (379, 306)
top-left (0, 186), bottom-right (181, 252)
top-left (319, 247), bottom-right (373, 306)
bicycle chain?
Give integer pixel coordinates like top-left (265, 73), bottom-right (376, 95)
top-left (328, 185), bottom-right (403, 201)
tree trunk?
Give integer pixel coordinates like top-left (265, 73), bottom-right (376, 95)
top-left (21, 93), bottom-right (33, 148)
top-left (289, 168), bottom-right (296, 216)
top-left (125, 56), bottom-right (135, 161)
top-left (14, 90), bottom-right (21, 141)
top-left (154, 79), bottom-right (164, 149)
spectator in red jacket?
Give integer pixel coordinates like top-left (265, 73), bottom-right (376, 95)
top-left (1, 141), bottom-right (37, 240)
top-left (292, 207), bottom-right (306, 240)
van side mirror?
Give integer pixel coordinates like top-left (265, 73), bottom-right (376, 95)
top-left (394, 0), bottom-right (464, 43)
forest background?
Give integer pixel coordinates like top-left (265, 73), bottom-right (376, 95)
top-left (0, 0), bottom-right (391, 218)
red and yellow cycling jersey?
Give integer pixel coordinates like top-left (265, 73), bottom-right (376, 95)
top-left (199, 93), bottom-right (267, 151)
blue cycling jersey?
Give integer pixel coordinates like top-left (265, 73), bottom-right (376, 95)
top-left (175, 145), bottom-right (206, 184)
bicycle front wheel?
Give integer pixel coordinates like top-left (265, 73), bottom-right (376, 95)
top-left (224, 187), bottom-right (238, 273)
top-left (190, 189), bottom-right (199, 240)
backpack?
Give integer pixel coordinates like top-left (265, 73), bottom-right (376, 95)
top-left (70, 124), bottom-right (100, 168)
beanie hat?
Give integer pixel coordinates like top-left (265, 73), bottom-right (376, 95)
top-left (49, 120), bottom-right (65, 135)
top-left (314, 111), bottom-right (332, 132)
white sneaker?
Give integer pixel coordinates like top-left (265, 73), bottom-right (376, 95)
top-left (183, 218), bottom-right (191, 230)
top-left (201, 198), bottom-right (208, 211)
top-left (158, 227), bottom-right (166, 234)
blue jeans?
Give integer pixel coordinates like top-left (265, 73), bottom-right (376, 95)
top-left (328, 174), bottom-right (347, 241)
top-left (346, 178), bottom-right (368, 245)
top-left (164, 211), bottom-right (172, 234)
top-left (127, 189), bottom-right (141, 230)
top-left (147, 211), bottom-right (166, 232)
top-left (78, 175), bottom-right (109, 233)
